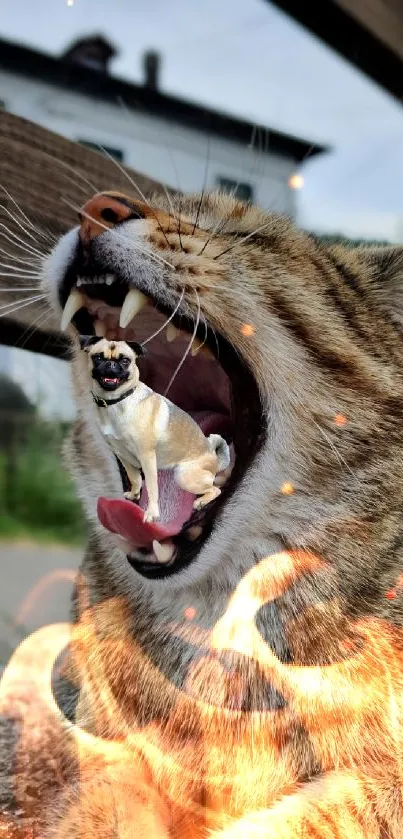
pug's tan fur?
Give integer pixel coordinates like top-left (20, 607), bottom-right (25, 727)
top-left (86, 338), bottom-right (229, 522)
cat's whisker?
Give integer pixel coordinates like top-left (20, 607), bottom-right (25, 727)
top-left (61, 198), bottom-right (176, 272)
top-left (192, 288), bottom-right (248, 366)
top-left (260, 142), bottom-right (316, 217)
top-left (163, 148), bottom-right (184, 252)
top-left (209, 322), bottom-right (220, 361)
top-left (0, 262), bottom-right (42, 274)
top-left (142, 289), bottom-right (185, 346)
top-left (219, 167), bottom-right (253, 223)
top-left (15, 306), bottom-right (54, 352)
top-left (0, 205), bottom-right (46, 247)
top-left (200, 122), bottom-right (260, 246)
top-left (0, 293), bottom-right (46, 317)
top-left (0, 247), bottom-right (41, 266)
top-left (0, 223), bottom-right (45, 258)
top-left (0, 291), bottom-right (45, 307)
top-left (213, 218), bottom-right (275, 260)
top-left (96, 144), bottom-right (172, 251)
top-left (187, 279), bottom-right (253, 303)
top-left (0, 273), bottom-right (42, 280)
top-left (0, 287), bottom-right (41, 292)
top-left (0, 185), bottom-right (56, 245)
top-left (192, 134), bottom-right (211, 235)
top-left (164, 289), bottom-right (200, 397)
top-left (311, 417), bottom-right (361, 488)
top-left (39, 152), bottom-right (99, 194)
top-left (198, 202), bottom-right (242, 256)
top-left (110, 102), bottom-right (187, 251)
top-left (162, 181), bottom-right (183, 251)
top-left (195, 312), bottom-right (208, 351)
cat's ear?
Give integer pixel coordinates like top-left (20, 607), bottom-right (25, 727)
top-left (80, 335), bottom-right (101, 352)
top-left (357, 246), bottom-right (403, 328)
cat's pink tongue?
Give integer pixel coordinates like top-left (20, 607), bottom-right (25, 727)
top-left (98, 469), bottom-right (195, 547)
top-left (97, 412), bottom-right (230, 548)
top-left (98, 498), bottom-right (184, 547)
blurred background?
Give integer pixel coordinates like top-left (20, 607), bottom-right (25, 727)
top-left (0, 0), bottom-right (402, 659)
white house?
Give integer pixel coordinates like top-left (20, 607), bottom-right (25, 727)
top-left (0, 35), bottom-right (325, 418)
top-left (0, 34), bottom-right (325, 214)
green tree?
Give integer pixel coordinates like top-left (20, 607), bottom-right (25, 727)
top-left (0, 375), bottom-right (35, 513)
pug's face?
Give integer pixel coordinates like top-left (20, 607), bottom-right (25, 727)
top-left (84, 338), bottom-right (141, 392)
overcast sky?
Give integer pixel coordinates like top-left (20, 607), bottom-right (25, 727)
top-left (1, 0), bottom-right (403, 241)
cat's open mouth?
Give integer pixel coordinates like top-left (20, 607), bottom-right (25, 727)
top-left (59, 265), bottom-right (264, 579)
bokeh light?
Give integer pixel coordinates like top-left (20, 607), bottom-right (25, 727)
top-left (241, 323), bottom-right (255, 337)
top-left (280, 481), bottom-right (295, 495)
top-left (288, 173), bottom-right (304, 190)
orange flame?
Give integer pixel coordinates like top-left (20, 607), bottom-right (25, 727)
top-left (2, 551), bottom-right (403, 836)
top-left (15, 568), bottom-right (77, 627)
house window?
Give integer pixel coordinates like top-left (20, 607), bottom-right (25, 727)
top-left (78, 140), bottom-right (124, 162)
top-left (217, 177), bottom-right (253, 203)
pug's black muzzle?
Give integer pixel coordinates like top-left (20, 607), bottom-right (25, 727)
top-left (92, 360), bottom-right (130, 391)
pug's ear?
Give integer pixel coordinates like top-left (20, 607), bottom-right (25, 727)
top-left (129, 342), bottom-right (145, 357)
top-left (80, 335), bottom-right (101, 352)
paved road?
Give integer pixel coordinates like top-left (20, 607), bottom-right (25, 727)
top-left (0, 540), bottom-right (82, 666)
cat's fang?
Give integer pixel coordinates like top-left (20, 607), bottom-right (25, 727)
top-left (166, 323), bottom-right (180, 342)
top-left (119, 289), bottom-right (149, 328)
top-left (190, 339), bottom-right (214, 359)
top-left (61, 289), bottom-right (85, 331)
top-left (152, 539), bottom-right (175, 564)
top-left (191, 338), bottom-right (204, 357)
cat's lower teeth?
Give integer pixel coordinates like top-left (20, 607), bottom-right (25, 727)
top-left (153, 540), bottom-right (176, 564)
top-left (76, 275), bottom-right (113, 287)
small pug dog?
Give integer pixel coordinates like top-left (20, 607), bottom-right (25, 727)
top-left (81, 337), bottom-right (230, 523)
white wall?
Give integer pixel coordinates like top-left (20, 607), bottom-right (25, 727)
top-left (5, 347), bottom-right (75, 420)
top-left (0, 69), bottom-right (297, 216)
top-left (0, 67), bottom-right (299, 419)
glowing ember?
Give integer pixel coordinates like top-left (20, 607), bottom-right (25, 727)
top-left (240, 323), bottom-right (255, 337)
top-left (280, 481), bottom-right (295, 495)
top-left (288, 173), bottom-right (304, 190)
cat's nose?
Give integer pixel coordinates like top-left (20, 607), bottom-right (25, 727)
top-left (79, 192), bottom-right (135, 242)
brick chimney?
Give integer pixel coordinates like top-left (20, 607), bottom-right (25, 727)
top-left (62, 35), bottom-right (117, 73)
top-left (143, 50), bottom-right (161, 91)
